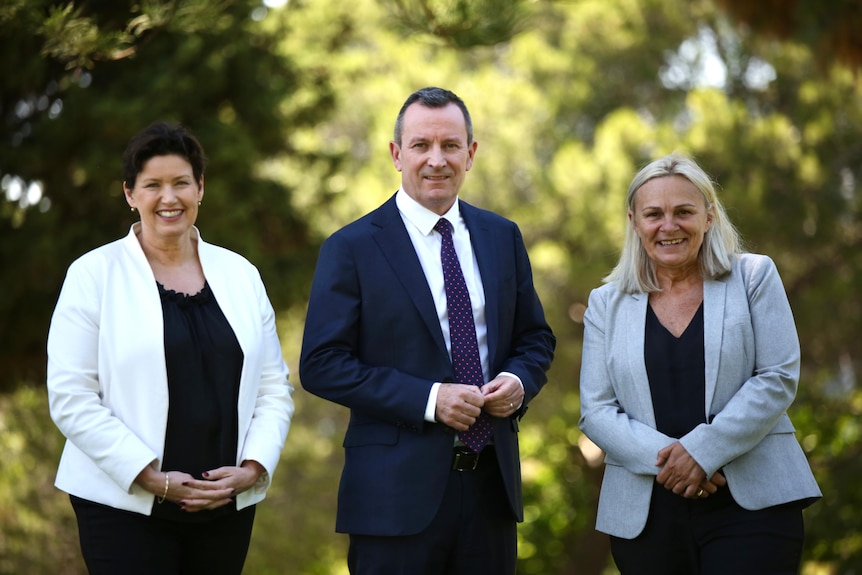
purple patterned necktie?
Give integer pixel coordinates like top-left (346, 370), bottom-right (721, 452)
top-left (434, 218), bottom-right (493, 453)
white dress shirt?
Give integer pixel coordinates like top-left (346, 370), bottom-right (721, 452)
top-left (395, 189), bottom-right (521, 422)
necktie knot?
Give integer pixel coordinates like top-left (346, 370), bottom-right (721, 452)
top-left (434, 218), bottom-right (453, 237)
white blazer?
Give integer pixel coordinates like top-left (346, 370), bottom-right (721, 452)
top-left (579, 253), bottom-right (821, 539)
top-left (47, 224), bottom-right (294, 515)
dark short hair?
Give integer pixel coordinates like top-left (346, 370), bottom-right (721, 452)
top-left (393, 87), bottom-right (473, 146)
top-left (122, 122), bottom-right (206, 188)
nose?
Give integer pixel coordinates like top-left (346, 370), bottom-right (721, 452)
top-left (426, 144), bottom-right (447, 168)
top-left (659, 215), bottom-right (678, 231)
top-left (161, 186), bottom-right (179, 203)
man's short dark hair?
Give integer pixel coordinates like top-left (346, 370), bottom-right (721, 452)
top-left (393, 87), bottom-right (473, 146)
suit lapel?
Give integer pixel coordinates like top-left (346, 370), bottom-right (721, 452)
top-left (703, 277), bottom-right (726, 417)
top-left (371, 196), bottom-right (449, 355)
top-left (625, 292), bottom-right (657, 427)
top-left (460, 201), bottom-right (500, 369)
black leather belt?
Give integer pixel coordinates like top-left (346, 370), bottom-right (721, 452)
top-left (452, 445), bottom-right (484, 471)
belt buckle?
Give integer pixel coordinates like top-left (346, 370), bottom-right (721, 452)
top-left (452, 447), bottom-right (479, 471)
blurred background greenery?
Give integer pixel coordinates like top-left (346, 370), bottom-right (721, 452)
top-left (1, 0), bottom-right (860, 573)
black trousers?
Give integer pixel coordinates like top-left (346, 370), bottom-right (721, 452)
top-left (70, 495), bottom-right (255, 575)
top-left (347, 446), bottom-right (518, 575)
top-left (610, 482), bottom-right (805, 575)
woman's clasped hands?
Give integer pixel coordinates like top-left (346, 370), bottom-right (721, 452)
top-left (138, 460), bottom-right (265, 512)
top-left (655, 441), bottom-right (726, 500)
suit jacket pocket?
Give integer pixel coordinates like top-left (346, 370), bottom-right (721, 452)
top-left (343, 423), bottom-right (399, 447)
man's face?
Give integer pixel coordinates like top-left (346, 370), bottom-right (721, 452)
top-left (390, 102), bottom-right (477, 215)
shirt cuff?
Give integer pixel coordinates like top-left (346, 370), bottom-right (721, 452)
top-left (424, 382), bottom-right (441, 422)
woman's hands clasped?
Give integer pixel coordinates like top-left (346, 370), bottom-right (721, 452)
top-left (137, 460), bottom-right (265, 512)
top-left (655, 441), bottom-right (726, 500)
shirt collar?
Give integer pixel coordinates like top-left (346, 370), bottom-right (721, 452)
top-left (395, 187), bottom-right (461, 236)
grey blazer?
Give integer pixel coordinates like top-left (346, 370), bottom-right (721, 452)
top-left (578, 253), bottom-right (821, 539)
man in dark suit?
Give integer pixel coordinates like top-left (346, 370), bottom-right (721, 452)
top-left (300, 86), bottom-right (555, 575)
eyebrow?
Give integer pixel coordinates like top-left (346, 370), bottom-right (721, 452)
top-left (140, 174), bottom-right (192, 182)
top-left (406, 135), bottom-right (464, 144)
top-left (641, 202), bottom-right (698, 211)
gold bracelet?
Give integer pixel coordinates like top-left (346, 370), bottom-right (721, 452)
top-left (157, 472), bottom-right (169, 504)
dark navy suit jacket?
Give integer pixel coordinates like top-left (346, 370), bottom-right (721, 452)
top-left (299, 194), bottom-right (555, 536)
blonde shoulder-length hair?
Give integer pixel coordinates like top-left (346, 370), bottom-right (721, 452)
top-left (604, 153), bottom-right (743, 293)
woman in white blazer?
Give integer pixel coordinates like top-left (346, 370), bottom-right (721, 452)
top-left (579, 154), bottom-right (820, 574)
top-left (47, 122), bottom-right (295, 575)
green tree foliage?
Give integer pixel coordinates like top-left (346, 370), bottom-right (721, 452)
top-left (0, 0), bottom-right (339, 389)
top-left (0, 387), bottom-right (84, 574)
top-left (2, 0), bottom-right (860, 573)
top-left (384, 0), bottom-right (533, 47)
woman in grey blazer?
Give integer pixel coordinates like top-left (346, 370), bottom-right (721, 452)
top-left (579, 154), bottom-right (820, 574)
